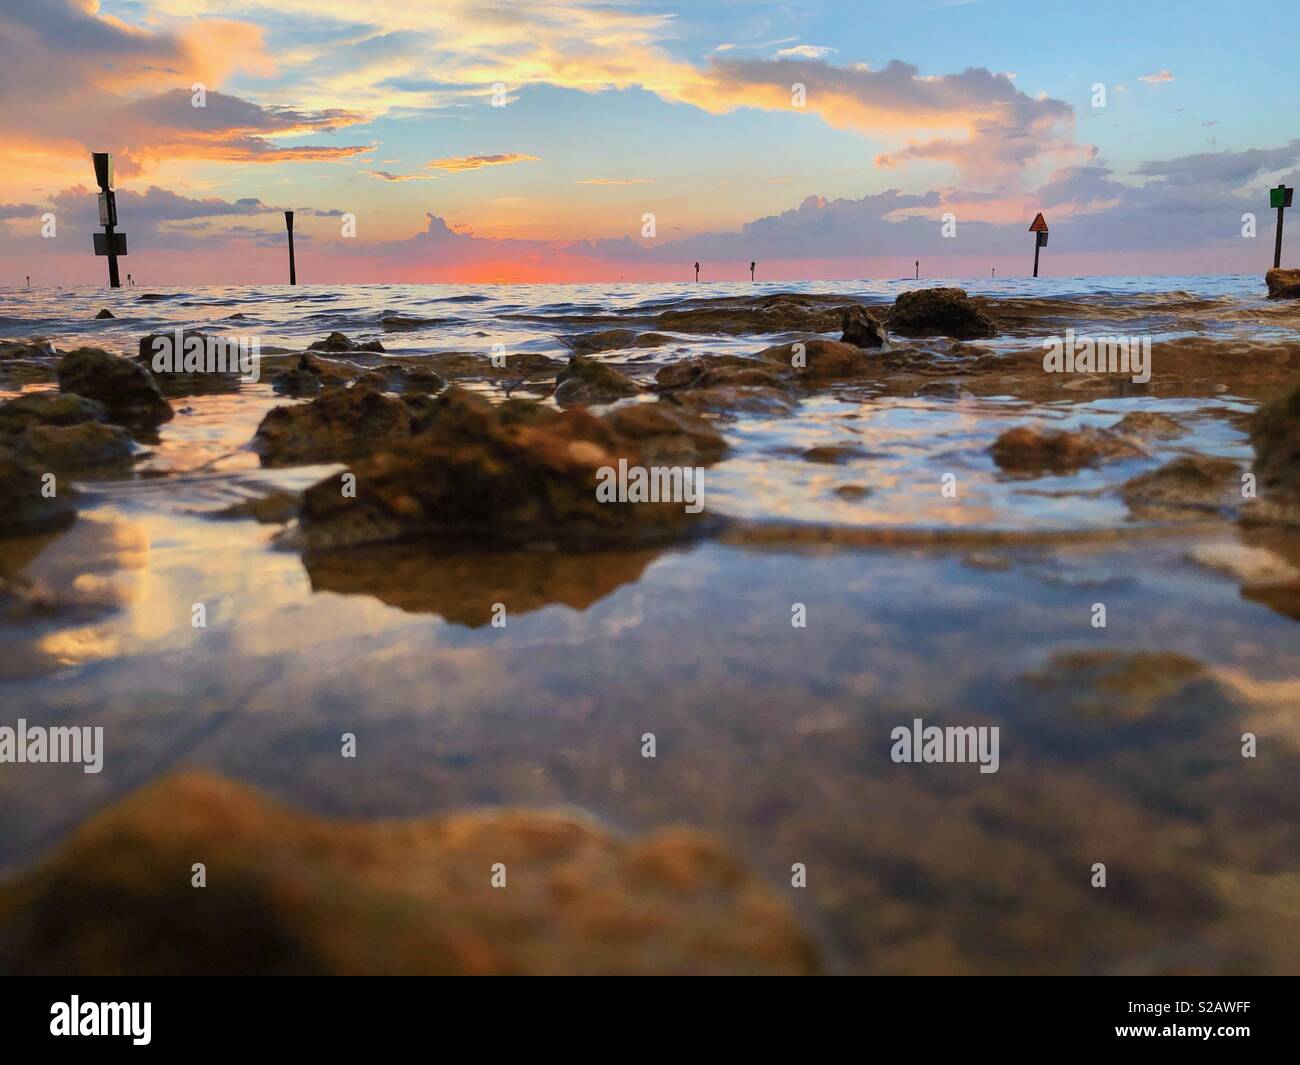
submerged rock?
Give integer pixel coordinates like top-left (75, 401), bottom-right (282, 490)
top-left (1110, 411), bottom-right (1185, 439)
top-left (756, 338), bottom-right (874, 381)
top-left (1264, 268), bottom-right (1300, 300)
top-left (0, 454), bottom-right (77, 537)
top-left (0, 771), bottom-right (818, 975)
top-left (990, 425), bottom-right (1143, 474)
top-left (650, 293), bottom-right (854, 336)
top-left (553, 356), bottom-right (641, 408)
top-left (1249, 382), bottom-right (1300, 502)
top-left (1121, 455), bottom-right (1241, 515)
top-left (885, 287), bottom-right (996, 339)
top-left (308, 331), bottom-right (386, 354)
top-left (56, 347), bottom-right (172, 427)
top-left (564, 329), bottom-right (675, 355)
top-left (93, 309), bottom-right (115, 320)
top-left (840, 305), bottom-right (886, 348)
top-left (0, 339), bottom-right (57, 362)
top-left (253, 385), bottom-right (411, 466)
top-left (296, 387), bottom-right (706, 549)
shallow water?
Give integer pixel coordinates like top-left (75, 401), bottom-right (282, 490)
top-left (1, 276), bottom-right (1298, 973)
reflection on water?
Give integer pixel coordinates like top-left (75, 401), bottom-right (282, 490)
top-left (1, 278), bottom-right (1298, 973)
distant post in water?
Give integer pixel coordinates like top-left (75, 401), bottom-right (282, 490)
top-left (750, 260), bottom-right (756, 281)
top-left (1271, 184), bottom-right (1293, 269)
top-left (914, 259), bottom-right (919, 279)
top-left (1029, 212), bottom-right (1049, 277)
top-left (91, 152), bottom-right (126, 289)
top-left (285, 210), bottom-right (297, 285)
top-left (694, 261), bottom-right (700, 282)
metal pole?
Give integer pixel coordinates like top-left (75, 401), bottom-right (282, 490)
top-left (1033, 241), bottom-right (1041, 278)
top-left (105, 218), bottom-right (121, 288)
top-left (1275, 205), bottom-right (1285, 270)
top-left (285, 211), bottom-right (297, 285)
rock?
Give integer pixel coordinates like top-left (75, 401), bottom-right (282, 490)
top-left (0, 393), bottom-right (108, 433)
top-left (649, 293), bottom-right (855, 336)
top-left (755, 338), bottom-right (874, 381)
top-left (0, 771), bottom-right (818, 975)
top-left (56, 348), bottom-right (172, 427)
top-left (1249, 382), bottom-right (1300, 501)
top-left (1187, 543), bottom-right (1300, 585)
top-left (296, 387), bottom-right (706, 549)
top-left (214, 490), bottom-right (301, 524)
top-left (0, 453), bottom-right (76, 537)
top-left (1121, 455), bottom-right (1240, 514)
top-left (801, 445), bottom-right (866, 464)
top-left (270, 366), bottom-right (323, 396)
top-left (601, 402), bottom-right (727, 465)
top-left (309, 331), bottom-right (385, 354)
top-left (840, 305), bottom-right (885, 348)
top-left (18, 423), bottom-right (133, 469)
top-left (831, 484), bottom-right (872, 500)
top-left (885, 287), bottom-right (996, 339)
top-left (1264, 268), bottom-right (1300, 299)
top-left (1110, 412), bottom-right (1185, 439)
top-left (353, 364), bottom-right (446, 396)
top-left (93, 309), bottom-right (115, 320)
top-left (553, 356), bottom-right (641, 408)
top-left (253, 385), bottom-right (411, 466)
top-left (990, 425), bottom-right (1143, 474)
top-left (564, 329), bottom-right (675, 355)
top-left (0, 339), bottom-right (57, 361)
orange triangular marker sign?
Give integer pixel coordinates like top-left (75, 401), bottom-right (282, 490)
top-left (1029, 213), bottom-right (1049, 232)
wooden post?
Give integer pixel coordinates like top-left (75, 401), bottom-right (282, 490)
top-left (1271, 185), bottom-right (1293, 269)
top-left (694, 261), bottom-right (699, 282)
top-left (285, 211), bottom-right (297, 285)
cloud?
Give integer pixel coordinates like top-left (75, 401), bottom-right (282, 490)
top-left (574, 178), bottom-right (654, 185)
top-left (1138, 69), bottom-right (1175, 84)
top-left (361, 170), bottom-right (438, 182)
top-left (773, 45), bottom-right (837, 60)
top-left (1132, 140), bottom-right (1300, 187)
top-left (426, 153), bottom-right (541, 172)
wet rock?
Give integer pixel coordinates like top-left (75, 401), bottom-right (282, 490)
top-left (0, 393), bottom-right (108, 433)
top-left (840, 305), bottom-right (885, 348)
top-left (885, 287), bottom-right (996, 339)
top-left (253, 385), bottom-right (411, 466)
top-left (214, 490), bottom-right (301, 524)
top-left (0, 339), bottom-right (57, 361)
top-left (831, 484), bottom-right (872, 501)
top-left (271, 366), bottom-right (323, 396)
top-left (601, 402), bottom-right (727, 465)
top-left (990, 425), bottom-right (1143, 474)
top-left (56, 348), bottom-right (173, 427)
top-left (801, 445), bottom-right (866, 465)
top-left (650, 293), bottom-right (858, 336)
top-left (0, 771), bottom-right (818, 975)
top-left (1249, 382), bottom-right (1300, 502)
top-left (755, 338), bottom-right (874, 381)
top-left (93, 309), bottom-right (115, 320)
top-left (664, 385), bottom-right (796, 417)
top-left (0, 454), bottom-right (77, 537)
top-left (1110, 412), bottom-right (1185, 439)
top-left (564, 329), bottom-right (675, 354)
top-left (353, 364), bottom-right (446, 396)
top-left (1121, 455), bottom-right (1241, 514)
top-left (18, 423), bottom-right (134, 469)
top-left (553, 356), bottom-right (641, 407)
top-left (309, 331), bottom-right (386, 354)
top-left (1264, 268), bottom-right (1300, 300)
top-left (297, 387), bottom-right (705, 549)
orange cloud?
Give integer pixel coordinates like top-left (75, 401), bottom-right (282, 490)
top-left (426, 154), bottom-right (541, 172)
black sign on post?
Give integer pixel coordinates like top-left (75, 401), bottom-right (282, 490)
top-left (91, 152), bottom-right (125, 288)
top-left (285, 210), bottom-right (297, 286)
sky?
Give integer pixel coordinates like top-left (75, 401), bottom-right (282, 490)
top-left (2, 0), bottom-right (1298, 285)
